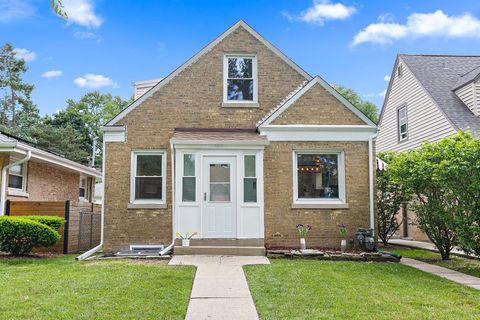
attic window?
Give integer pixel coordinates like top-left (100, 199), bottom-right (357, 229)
top-left (224, 55), bottom-right (257, 103)
top-left (398, 106), bottom-right (408, 141)
top-left (397, 64), bottom-right (403, 77)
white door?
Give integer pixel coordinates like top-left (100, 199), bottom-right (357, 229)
top-left (202, 156), bottom-right (236, 238)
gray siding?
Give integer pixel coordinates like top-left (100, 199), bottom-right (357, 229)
top-left (455, 83), bottom-right (477, 115)
top-left (377, 59), bottom-right (455, 153)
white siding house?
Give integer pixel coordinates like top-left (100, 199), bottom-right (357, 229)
top-left (377, 55), bottom-right (480, 153)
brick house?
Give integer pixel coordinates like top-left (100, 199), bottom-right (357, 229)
top-left (101, 20), bottom-right (377, 255)
top-left (0, 131), bottom-right (101, 252)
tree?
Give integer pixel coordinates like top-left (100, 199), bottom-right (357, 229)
top-left (335, 85), bottom-right (379, 123)
top-left (50, 0), bottom-right (68, 18)
top-left (376, 152), bottom-right (406, 246)
top-left (0, 43), bottom-right (37, 132)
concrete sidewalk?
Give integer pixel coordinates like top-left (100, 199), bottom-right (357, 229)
top-left (389, 239), bottom-right (479, 259)
top-left (401, 258), bottom-right (480, 290)
top-left (169, 255), bottom-right (270, 320)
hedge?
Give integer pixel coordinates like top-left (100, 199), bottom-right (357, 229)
top-left (21, 216), bottom-right (65, 231)
top-left (0, 216), bottom-right (60, 255)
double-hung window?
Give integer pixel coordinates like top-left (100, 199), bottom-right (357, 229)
top-left (8, 160), bottom-right (26, 192)
top-left (79, 176), bottom-right (88, 200)
top-left (182, 154), bottom-right (196, 202)
top-left (224, 55), bottom-right (257, 103)
top-left (243, 155), bottom-right (257, 202)
top-left (398, 106), bottom-right (408, 141)
top-left (293, 151), bottom-right (346, 207)
top-left (131, 151), bottom-right (166, 204)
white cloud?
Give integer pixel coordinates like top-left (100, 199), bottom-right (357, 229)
top-left (42, 70), bottom-right (63, 78)
top-left (362, 93), bottom-right (375, 98)
top-left (0, 0), bottom-right (35, 23)
top-left (353, 10), bottom-right (480, 46)
top-left (63, 0), bottom-right (103, 28)
top-left (74, 74), bottom-right (117, 88)
top-left (384, 75), bottom-right (391, 82)
top-left (283, 0), bottom-right (356, 25)
top-left (73, 30), bottom-right (102, 42)
top-left (13, 48), bottom-right (36, 62)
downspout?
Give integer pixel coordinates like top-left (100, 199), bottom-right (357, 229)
top-left (159, 142), bottom-right (175, 256)
top-left (77, 139), bottom-right (106, 260)
top-left (0, 151), bottom-right (31, 215)
top-left (368, 134), bottom-right (377, 235)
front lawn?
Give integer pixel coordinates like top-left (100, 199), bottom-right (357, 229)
top-left (389, 247), bottom-right (480, 278)
top-left (0, 255), bottom-right (195, 320)
top-left (244, 259), bottom-right (480, 320)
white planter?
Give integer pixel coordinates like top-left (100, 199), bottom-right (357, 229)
top-left (300, 238), bottom-right (306, 250)
top-left (341, 239), bottom-right (347, 253)
top-left (182, 239), bottom-right (190, 247)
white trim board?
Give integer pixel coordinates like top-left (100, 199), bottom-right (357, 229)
top-left (105, 20), bottom-right (312, 126)
top-left (259, 125), bottom-right (377, 141)
top-left (257, 76), bottom-right (377, 128)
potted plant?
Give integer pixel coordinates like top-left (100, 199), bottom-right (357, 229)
top-left (296, 224), bottom-right (312, 250)
top-left (176, 232), bottom-right (197, 246)
top-left (338, 224), bottom-right (347, 253)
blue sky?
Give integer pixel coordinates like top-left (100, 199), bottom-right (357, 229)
top-left (1, 0), bottom-right (480, 115)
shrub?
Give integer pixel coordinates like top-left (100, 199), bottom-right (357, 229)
top-left (0, 216), bottom-right (60, 255)
top-left (21, 216), bottom-right (65, 231)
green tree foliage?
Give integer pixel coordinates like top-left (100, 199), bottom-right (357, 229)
top-left (376, 152), bottom-right (405, 246)
top-left (0, 43), bottom-right (38, 137)
top-left (50, 0), bottom-right (68, 18)
top-left (335, 85), bottom-right (379, 123)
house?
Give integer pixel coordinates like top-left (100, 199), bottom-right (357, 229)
top-left (377, 54), bottom-right (480, 240)
top-left (0, 131), bottom-right (101, 252)
top-left (101, 20), bottom-right (377, 255)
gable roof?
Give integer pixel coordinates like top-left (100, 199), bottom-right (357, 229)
top-left (257, 76), bottom-right (377, 127)
top-left (0, 131), bottom-right (101, 178)
top-left (398, 54), bottom-right (480, 134)
top-left (453, 65), bottom-right (480, 90)
top-left (106, 20), bottom-right (312, 126)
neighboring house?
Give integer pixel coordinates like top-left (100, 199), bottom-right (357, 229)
top-left (0, 131), bottom-right (101, 252)
top-left (377, 54), bottom-right (480, 240)
top-left (101, 20), bottom-right (377, 255)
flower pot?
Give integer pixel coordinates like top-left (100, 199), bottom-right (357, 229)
top-left (182, 239), bottom-right (190, 247)
top-left (341, 239), bottom-right (347, 253)
top-left (300, 238), bottom-right (306, 250)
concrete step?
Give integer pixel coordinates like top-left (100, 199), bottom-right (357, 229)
top-left (174, 245), bottom-right (266, 256)
top-left (174, 238), bottom-right (264, 247)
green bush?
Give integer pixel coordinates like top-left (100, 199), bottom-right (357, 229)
top-left (21, 216), bottom-right (65, 231)
top-left (0, 216), bottom-right (60, 255)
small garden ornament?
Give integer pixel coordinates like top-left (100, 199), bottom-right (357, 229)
top-left (296, 224), bottom-right (312, 250)
top-left (338, 224), bottom-right (347, 253)
top-left (176, 232), bottom-right (197, 246)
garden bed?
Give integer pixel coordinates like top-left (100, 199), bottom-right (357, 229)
top-left (267, 249), bottom-right (400, 262)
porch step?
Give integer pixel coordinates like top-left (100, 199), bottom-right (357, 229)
top-left (174, 245), bottom-right (266, 256)
top-left (174, 238), bottom-right (264, 247)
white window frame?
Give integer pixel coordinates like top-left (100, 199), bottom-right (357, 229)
top-left (130, 150), bottom-right (166, 205)
top-left (8, 159), bottom-right (27, 193)
top-left (292, 150), bottom-right (346, 206)
top-left (398, 106), bottom-right (408, 141)
top-left (243, 154), bottom-right (257, 203)
top-left (79, 176), bottom-right (89, 201)
top-left (223, 54), bottom-right (258, 104)
top-left (181, 153), bottom-right (196, 203)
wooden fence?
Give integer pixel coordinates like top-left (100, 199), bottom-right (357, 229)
top-left (5, 200), bottom-right (101, 254)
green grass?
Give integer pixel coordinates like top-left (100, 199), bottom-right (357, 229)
top-left (0, 255), bottom-right (195, 320)
top-left (244, 259), bottom-right (480, 320)
top-left (389, 247), bottom-right (480, 278)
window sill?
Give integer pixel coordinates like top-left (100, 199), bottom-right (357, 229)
top-left (8, 189), bottom-right (29, 198)
top-left (127, 203), bottom-right (167, 209)
top-left (221, 102), bottom-right (259, 108)
top-left (292, 202), bottom-right (349, 209)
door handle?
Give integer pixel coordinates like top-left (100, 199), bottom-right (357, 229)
top-left (204, 192), bottom-right (207, 201)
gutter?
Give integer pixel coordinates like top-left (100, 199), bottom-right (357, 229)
top-left (0, 151), bottom-right (31, 216)
top-left (76, 139), bottom-right (106, 260)
top-left (368, 134), bottom-right (377, 235)
top-left (160, 142), bottom-right (176, 256)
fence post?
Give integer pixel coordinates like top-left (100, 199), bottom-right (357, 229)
top-left (78, 209), bottom-right (83, 251)
top-left (63, 200), bottom-right (70, 254)
top-left (5, 200), bottom-right (10, 216)
top-left (90, 213), bottom-right (94, 248)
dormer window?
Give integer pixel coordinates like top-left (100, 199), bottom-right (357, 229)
top-left (224, 54), bottom-right (257, 104)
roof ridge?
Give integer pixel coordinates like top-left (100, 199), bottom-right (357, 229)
top-left (255, 80), bottom-right (310, 127)
top-left (400, 54), bottom-right (480, 58)
top-left (459, 64), bottom-right (480, 78)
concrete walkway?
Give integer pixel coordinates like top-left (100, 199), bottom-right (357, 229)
top-left (389, 239), bottom-right (479, 259)
top-left (169, 255), bottom-right (270, 320)
top-left (401, 258), bottom-right (480, 290)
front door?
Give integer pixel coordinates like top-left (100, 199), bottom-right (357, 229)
top-left (202, 156), bottom-right (236, 238)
